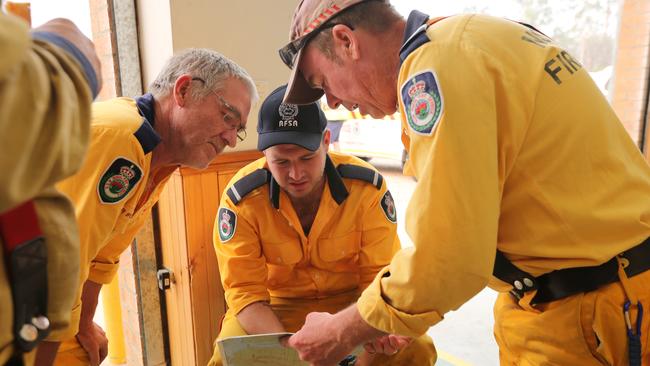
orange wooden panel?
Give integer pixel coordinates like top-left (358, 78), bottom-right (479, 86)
top-left (182, 170), bottom-right (221, 365)
top-left (157, 172), bottom-right (196, 366)
top-left (157, 151), bottom-right (262, 365)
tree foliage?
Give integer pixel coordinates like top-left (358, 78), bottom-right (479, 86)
top-left (463, 0), bottom-right (620, 71)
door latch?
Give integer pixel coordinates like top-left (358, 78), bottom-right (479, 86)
top-left (157, 268), bottom-right (173, 291)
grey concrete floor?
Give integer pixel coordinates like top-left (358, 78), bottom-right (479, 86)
top-left (371, 157), bottom-right (499, 366)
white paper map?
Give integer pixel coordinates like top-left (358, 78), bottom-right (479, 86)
top-left (217, 332), bottom-right (308, 366)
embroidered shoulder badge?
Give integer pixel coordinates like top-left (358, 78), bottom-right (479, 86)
top-left (218, 207), bottom-right (237, 243)
top-left (380, 191), bottom-right (397, 223)
top-left (97, 157), bottom-right (143, 204)
top-left (401, 70), bottom-right (444, 136)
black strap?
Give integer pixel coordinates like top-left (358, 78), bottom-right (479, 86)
top-left (5, 353), bottom-right (24, 366)
top-left (226, 169), bottom-right (270, 205)
top-left (324, 156), bottom-right (349, 204)
top-left (0, 202), bottom-right (50, 356)
top-left (494, 237), bottom-right (650, 304)
top-left (493, 250), bottom-right (537, 300)
top-left (337, 164), bottom-right (383, 190)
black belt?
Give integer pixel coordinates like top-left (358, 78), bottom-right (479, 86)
top-left (493, 236), bottom-right (650, 305)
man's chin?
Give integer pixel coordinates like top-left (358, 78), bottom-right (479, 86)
top-left (361, 105), bottom-right (393, 119)
top-left (182, 157), bottom-right (213, 170)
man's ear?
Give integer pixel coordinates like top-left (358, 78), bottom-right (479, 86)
top-left (331, 24), bottom-right (359, 60)
top-left (322, 129), bottom-right (331, 151)
top-left (173, 74), bottom-right (193, 107)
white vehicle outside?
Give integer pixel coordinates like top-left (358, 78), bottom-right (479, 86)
top-left (322, 102), bottom-right (407, 166)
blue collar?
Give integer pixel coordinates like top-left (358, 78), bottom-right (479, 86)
top-left (134, 93), bottom-right (162, 154)
top-left (399, 10), bottom-right (431, 64)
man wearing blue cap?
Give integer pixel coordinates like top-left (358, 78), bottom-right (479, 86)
top-left (208, 84), bottom-right (436, 365)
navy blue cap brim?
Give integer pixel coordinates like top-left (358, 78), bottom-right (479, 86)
top-left (258, 131), bottom-right (322, 151)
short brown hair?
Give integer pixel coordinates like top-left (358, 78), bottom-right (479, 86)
top-left (311, 1), bottom-right (402, 61)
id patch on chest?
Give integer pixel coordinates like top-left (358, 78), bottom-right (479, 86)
top-left (97, 157), bottom-right (142, 204)
top-left (217, 207), bottom-right (237, 243)
top-left (380, 191), bottom-right (397, 223)
top-left (401, 70), bottom-right (443, 136)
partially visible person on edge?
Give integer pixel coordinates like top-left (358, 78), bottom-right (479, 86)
top-left (278, 0), bottom-right (650, 365)
top-left (39, 48), bottom-right (258, 366)
top-left (0, 13), bottom-right (101, 366)
top-left (208, 84), bottom-right (436, 366)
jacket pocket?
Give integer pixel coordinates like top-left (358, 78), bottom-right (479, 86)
top-left (263, 240), bottom-right (303, 286)
top-left (262, 240), bottom-right (303, 266)
top-left (318, 231), bottom-right (362, 263)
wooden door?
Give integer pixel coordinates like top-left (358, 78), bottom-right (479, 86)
top-left (157, 151), bottom-right (262, 365)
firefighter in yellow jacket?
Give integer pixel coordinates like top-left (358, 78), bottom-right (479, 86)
top-left (277, 1), bottom-right (650, 365)
top-left (41, 49), bottom-right (258, 366)
top-left (0, 14), bottom-right (101, 366)
top-left (208, 84), bottom-right (436, 366)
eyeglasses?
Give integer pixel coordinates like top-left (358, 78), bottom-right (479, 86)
top-left (191, 77), bottom-right (247, 142)
top-left (278, 22), bottom-right (353, 69)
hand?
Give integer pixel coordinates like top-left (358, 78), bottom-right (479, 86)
top-left (363, 334), bottom-right (412, 356)
top-left (284, 312), bottom-right (354, 366)
top-left (34, 18), bottom-right (102, 92)
top-left (76, 322), bottom-right (108, 366)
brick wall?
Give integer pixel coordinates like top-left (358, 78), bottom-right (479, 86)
top-left (611, 0), bottom-right (650, 148)
top-left (88, 1), bottom-right (147, 365)
top-left (89, 0), bottom-right (119, 100)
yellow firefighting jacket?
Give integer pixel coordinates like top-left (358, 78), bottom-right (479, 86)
top-left (0, 13), bottom-right (97, 364)
top-left (215, 152), bottom-right (400, 316)
top-left (357, 12), bottom-right (650, 337)
top-left (54, 95), bottom-right (172, 339)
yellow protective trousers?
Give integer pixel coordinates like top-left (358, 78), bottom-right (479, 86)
top-left (52, 337), bottom-right (90, 366)
top-left (494, 268), bottom-right (650, 365)
top-left (208, 292), bottom-right (437, 366)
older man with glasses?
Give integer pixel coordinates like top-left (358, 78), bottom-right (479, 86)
top-left (39, 48), bottom-right (257, 366)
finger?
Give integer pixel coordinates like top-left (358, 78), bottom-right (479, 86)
top-left (87, 347), bottom-right (100, 366)
top-left (287, 334), bottom-right (299, 348)
top-left (378, 337), bottom-right (397, 355)
top-left (98, 341), bottom-right (109, 363)
top-left (395, 336), bottom-right (412, 349)
top-left (279, 335), bottom-right (291, 348)
top-left (387, 335), bottom-right (401, 350)
top-left (363, 342), bottom-right (376, 354)
top-left (78, 336), bottom-right (100, 366)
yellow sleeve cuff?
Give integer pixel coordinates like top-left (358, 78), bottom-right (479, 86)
top-left (357, 267), bottom-right (443, 337)
top-left (87, 261), bottom-right (119, 285)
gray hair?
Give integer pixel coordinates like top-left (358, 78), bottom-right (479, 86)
top-left (149, 48), bottom-right (258, 103)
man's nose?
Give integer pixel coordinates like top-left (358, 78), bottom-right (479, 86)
top-left (289, 163), bottom-right (303, 180)
top-left (326, 93), bottom-right (343, 109)
top-left (223, 129), bottom-right (237, 148)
